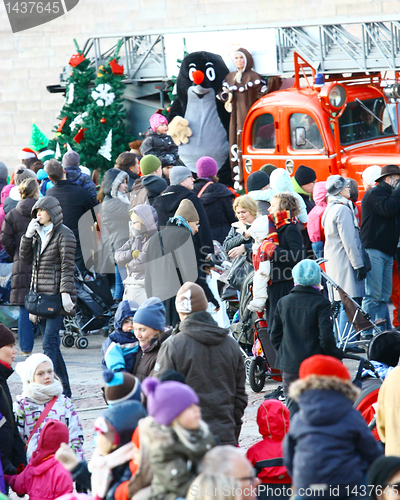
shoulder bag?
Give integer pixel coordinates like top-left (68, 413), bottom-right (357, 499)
top-left (24, 242), bottom-right (62, 319)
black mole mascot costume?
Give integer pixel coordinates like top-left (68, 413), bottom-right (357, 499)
top-left (167, 51), bottom-right (232, 185)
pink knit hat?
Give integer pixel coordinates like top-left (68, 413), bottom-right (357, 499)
top-left (150, 113), bottom-right (168, 133)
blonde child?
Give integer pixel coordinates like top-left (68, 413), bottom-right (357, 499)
top-left (14, 353), bottom-right (84, 461)
top-left (141, 377), bottom-right (215, 500)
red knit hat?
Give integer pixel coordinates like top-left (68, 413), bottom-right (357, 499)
top-left (299, 355), bottom-right (350, 381)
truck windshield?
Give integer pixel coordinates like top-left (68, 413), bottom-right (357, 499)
top-left (338, 97), bottom-right (397, 145)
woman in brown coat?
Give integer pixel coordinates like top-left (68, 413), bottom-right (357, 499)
top-left (218, 48), bottom-right (281, 189)
top-left (20, 196), bottom-right (76, 397)
top-left (0, 179), bottom-right (39, 356)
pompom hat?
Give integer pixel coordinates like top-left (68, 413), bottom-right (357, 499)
top-left (196, 156), bottom-right (218, 179)
top-left (15, 353), bottom-right (53, 384)
top-left (150, 113), bottom-right (168, 133)
top-left (103, 370), bottom-right (142, 405)
top-left (142, 377), bottom-right (199, 426)
top-left (299, 354), bottom-right (350, 381)
top-left (292, 259), bottom-right (321, 287)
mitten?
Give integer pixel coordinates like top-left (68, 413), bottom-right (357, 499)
top-left (132, 250), bottom-right (140, 259)
top-left (26, 218), bottom-right (40, 238)
top-left (61, 292), bottom-right (74, 313)
top-left (224, 92), bottom-right (233, 113)
top-left (55, 443), bottom-right (79, 471)
top-left (356, 266), bottom-right (367, 281)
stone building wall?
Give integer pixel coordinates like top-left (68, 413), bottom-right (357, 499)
top-left (0, 0), bottom-right (398, 172)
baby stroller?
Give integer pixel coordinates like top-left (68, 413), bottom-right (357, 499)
top-left (317, 259), bottom-right (385, 352)
top-left (62, 268), bottom-right (116, 349)
top-left (353, 329), bottom-right (400, 439)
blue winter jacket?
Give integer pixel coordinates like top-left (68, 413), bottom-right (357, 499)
top-left (283, 388), bottom-right (383, 499)
top-left (65, 166), bottom-right (97, 204)
top-left (101, 300), bottom-right (139, 372)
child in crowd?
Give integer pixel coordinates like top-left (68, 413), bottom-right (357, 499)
top-left (14, 353), bottom-right (84, 462)
top-left (306, 181), bottom-right (327, 259)
top-left (132, 298), bottom-right (172, 381)
top-left (283, 355), bottom-right (383, 499)
top-left (5, 420), bottom-right (73, 500)
top-left (56, 400), bottom-right (147, 500)
top-left (246, 400), bottom-right (291, 497)
top-left (102, 300), bottom-right (139, 372)
top-left (141, 377), bottom-right (215, 500)
top-left (115, 205), bottom-right (159, 305)
top-left (103, 370), bottom-right (142, 406)
top-left (139, 113), bottom-right (179, 168)
top-left (270, 259), bottom-right (343, 416)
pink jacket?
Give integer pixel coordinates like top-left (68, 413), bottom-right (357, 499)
top-left (5, 456), bottom-right (73, 500)
top-left (307, 182), bottom-right (327, 243)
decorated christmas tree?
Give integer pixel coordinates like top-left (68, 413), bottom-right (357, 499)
top-left (48, 39), bottom-right (95, 158)
top-left (74, 39), bottom-right (132, 173)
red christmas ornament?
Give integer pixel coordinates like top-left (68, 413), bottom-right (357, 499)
top-left (56, 117), bottom-right (67, 133)
top-left (74, 127), bottom-right (87, 144)
top-left (69, 52), bottom-right (85, 68)
top-left (100, 118), bottom-right (106, 124)
top-left (110, 58), bottom-right (124, 75)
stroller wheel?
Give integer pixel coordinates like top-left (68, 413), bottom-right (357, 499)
top-left (75, 337), bottom-right (89, 349)
top-left (62, 335), bottom-right (75, 348)
top-left (249, 356), bottom-right (266, 393)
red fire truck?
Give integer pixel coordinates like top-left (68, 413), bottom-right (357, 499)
top-left (242, 52), bottom-right (400, 193)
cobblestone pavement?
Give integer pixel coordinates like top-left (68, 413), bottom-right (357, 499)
top-left (8, 331), bottom-right (362, 459)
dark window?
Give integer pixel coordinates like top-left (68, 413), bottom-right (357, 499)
top-left (252, 114), bottom-right (276, 149)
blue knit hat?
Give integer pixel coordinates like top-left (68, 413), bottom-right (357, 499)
top-left (133, 297), bottom-right (166, 331)
top-left (292, 259), bottom-right (321, 287)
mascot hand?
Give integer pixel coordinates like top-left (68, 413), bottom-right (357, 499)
top-left (168, 116), bottom-right (192, 146)
top-left (224, 92), bottom-right (233, 113)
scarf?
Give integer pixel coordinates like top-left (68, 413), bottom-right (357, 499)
top-left (88, 442), bottom-right (134, 499)
top-left (168, 215), bottom-right (193, 235)
top-left (171, 419), bottom-right (210, 452)
top-left (22, 380), bottom-right (63, 405)
top-left (233, 68), bottom-right (244, 84)
top-left (258, 210), bottom-right (297, 263)
top-left (326, 194), bottom-right (359, 228)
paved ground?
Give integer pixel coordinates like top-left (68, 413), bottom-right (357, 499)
top-left (7, 331), bottom-right (362, 458)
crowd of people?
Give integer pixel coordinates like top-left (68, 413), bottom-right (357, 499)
top-left (0, 110), bottom-right (399, 500)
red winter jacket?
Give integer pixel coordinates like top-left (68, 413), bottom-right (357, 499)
top-left (246, 400), bottom-right (291, 484)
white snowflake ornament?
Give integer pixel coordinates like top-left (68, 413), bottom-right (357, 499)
top-left (91, 83), bottom-right (115, 107)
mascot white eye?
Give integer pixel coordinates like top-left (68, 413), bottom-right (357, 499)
top-left (189, 67), bottom-right (196, 81)
top-left (206, 67), bottom-right (216, 81)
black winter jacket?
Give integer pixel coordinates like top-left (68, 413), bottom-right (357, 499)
top-left (271, 223), bottom-right (305, 283)
top-left (270, 286), bottom-right (343, 373)
top-left (154, 311), bottom-right (248, 445)
top-left (361, 181), bottom-right (400, 256)
top-left (193, 178), bottom-right (236, 244)
top-left (139, 130), bottom-right (179, 167)
top-left (153, 184), bottom-right (213, 262)
top-left (223, 223), bottom-right (254, 262)
top-left (0, 197), bottom-right (36, 305)
top-left (0, 362), bottom-right (26, 475)
top-left (19, 196), bottom-right (77, 313)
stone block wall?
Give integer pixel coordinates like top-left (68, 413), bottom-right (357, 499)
top-left (0, 0), bottom-right (398, 173)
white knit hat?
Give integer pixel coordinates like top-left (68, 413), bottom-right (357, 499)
top-left (15, 353), bottom-right (53, 384)
top-left (362, 165), bottom-right (381, 187)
